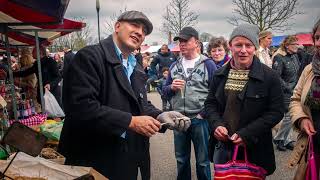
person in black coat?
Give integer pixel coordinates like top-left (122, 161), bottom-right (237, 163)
top-left (58, 11), bottom-right (190, 180)
top-left (204, 24), bottom-right (284, 176)
top-left (272, 36), bottom-right (301, 151)
top-left (146, 44), bottom-right (176, 92)
top-left (13, 46), bottom-right (61, 106)
top-left (62, 47), bottom-right (75, 77)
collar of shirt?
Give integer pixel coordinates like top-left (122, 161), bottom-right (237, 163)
top-left (259, 46), bottom-right (270, 54)
top-left (114, 42), bottom-right (137, 83)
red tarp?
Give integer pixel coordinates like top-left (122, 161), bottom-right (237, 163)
top-left (296, 33), bottom-right (313, 46)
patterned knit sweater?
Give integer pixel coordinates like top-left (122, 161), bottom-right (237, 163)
top-left (223, 69), bottom-right (250, 135)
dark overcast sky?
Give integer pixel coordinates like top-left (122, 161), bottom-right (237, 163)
top-left (65, 0), bottom-right (320, 44)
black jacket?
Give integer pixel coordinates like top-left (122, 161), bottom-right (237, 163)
top-left (204, 57), bottom-right (284, 175)
top-left (272, 51), bottom-right (300, 110)
top-left (63, 50), bottom-right (75, 77)
top-left (150, 50), bottom-right (176, 77)
top-left (58, 36), bottom-right (161, 179)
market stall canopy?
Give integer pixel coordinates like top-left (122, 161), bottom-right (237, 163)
top-left (271, 35), bottom-right (287, 47)
top-left (140, 45), bottom-right (150, 53)
top-left (0, 0), bottom-right (70, 25)
top-left (296, 33), bottom-right (313, 46)
top-left (0, 18), bottom-right (86, 47)
top-left (271, 33), bottom-right (313, 47)
top-left (0, 0), bottom-right (85, 48)
top-left (141, 45), bottom-right (162, 53)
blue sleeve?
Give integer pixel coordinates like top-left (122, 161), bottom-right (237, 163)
top-left (204, 59), bottom-right (217, 87)
top-left (162, 62), bottom-right (177, 99)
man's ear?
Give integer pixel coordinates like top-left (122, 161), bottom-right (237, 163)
top-left (195, 39), bottom-right (200, 47)
top-left (114, 21), bottom-right (121, 33)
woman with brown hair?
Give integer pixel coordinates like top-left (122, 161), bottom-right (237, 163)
top-left (289, 17), bottom-right (320, 179)
top-left (206, 36), bottom-right (230, 69)
top-left (272, 35), bottom-right (301, 151)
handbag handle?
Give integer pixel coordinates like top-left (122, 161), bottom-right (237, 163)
top-left (232, 145), bottom-right (248, 163)
top-left (308, 135), bottom-right (314, 159)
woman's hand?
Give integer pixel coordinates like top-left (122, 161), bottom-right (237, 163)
top-left (300, 118), bottom-right (316, 136)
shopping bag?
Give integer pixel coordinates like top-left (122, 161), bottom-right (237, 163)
top-left (44, 89), bottom-right (65, 118)
top-left (214, 145), bottom-right (267, 180)
top-left (306, 135), bottom-right (319, 180)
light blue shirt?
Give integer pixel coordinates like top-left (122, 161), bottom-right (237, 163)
top-left (114, 43), bottom-right (137, 83)
top-left (114, 42), bottom-right (137, 138)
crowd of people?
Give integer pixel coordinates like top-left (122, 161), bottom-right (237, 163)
top-left (1, 9), bottom-right (319, 180)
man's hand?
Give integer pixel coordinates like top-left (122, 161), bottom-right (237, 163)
top-left (44, 84), bottom-right (51, 91)
top-left (129, 116), bottom-right (161, 137)
top-left (300, 118), bottom-right (316, 136)
top-left (157, 111), bottom-right (191, 131)
top-left (230, 133), bottom-right (244, 145)
top-left (171, 79), bottom-right (185, 92)
top-left (214, 126), bottom-right (229, 142)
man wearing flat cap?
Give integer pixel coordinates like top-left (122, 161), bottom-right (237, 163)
top-left (58, 10), bottom-right (190, 179)
top-left (163, 26), bottom-right (217, 180)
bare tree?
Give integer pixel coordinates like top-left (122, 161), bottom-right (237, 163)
top-left (51, 17), bottom-right (92, 51)
top-left (228, 0), bottom-right (302, 32)
top-left (162, 0), bottom-right (199, 37)
top-left (200, 32), bottom-right (213, 42)
top-left (104, 7), bottom-right (128, 36)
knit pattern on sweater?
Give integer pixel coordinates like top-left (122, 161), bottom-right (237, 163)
top-left (225, 69), bottom-right (249, 91)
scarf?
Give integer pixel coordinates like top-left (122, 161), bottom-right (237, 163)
top-left (215, 55), bottom-right (230, 69)
top-left (312, 50), bottom-right (320, 76)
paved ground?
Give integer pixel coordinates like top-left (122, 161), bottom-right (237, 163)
top-left (144, 92), bottom-right (296, 180)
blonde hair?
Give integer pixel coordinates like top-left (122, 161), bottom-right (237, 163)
top-left (259, 31), bottom-right (272, 40)
top-left (20, 48), bottom-right (34, 67)
top-left (280, 35), bottom-right (298, 51)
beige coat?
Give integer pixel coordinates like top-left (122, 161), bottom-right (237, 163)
top-left (288, 64), bottom-right (314, 180)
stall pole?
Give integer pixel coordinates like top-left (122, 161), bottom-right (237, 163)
top-left (4, 30), bottom-right (18, 120)
top-left (96, 0), bottom-right (101, 41)
top-left (34, 31), bottom-right (45, 113)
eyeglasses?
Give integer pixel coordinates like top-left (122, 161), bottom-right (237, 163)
top-left (289, 43), bottom-right (299, 46)
top-left (314, 35), bottom-right (320, 41)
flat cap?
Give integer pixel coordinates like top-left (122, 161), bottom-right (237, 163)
top-left (173, 26), bottom-right (199, 41)
top-left (117, 10), bottom-right (153, 35)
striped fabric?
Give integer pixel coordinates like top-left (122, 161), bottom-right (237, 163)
top-left (214, 145), bottom-right (267, 180)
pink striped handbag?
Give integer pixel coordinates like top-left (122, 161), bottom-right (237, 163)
top-left (214, 145), bottom-right (267, 180)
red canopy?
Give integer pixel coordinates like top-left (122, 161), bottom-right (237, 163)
top-left (0, 0), bottom-right (69, 24)
top-left (171, 44), bottom-right (180, 52)
top-left (0, 0), bottom-right (85, 48)
top-left (140, 45), bottom-right (150, 52)
top-left (296, 33), bottom-right (313, 46)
